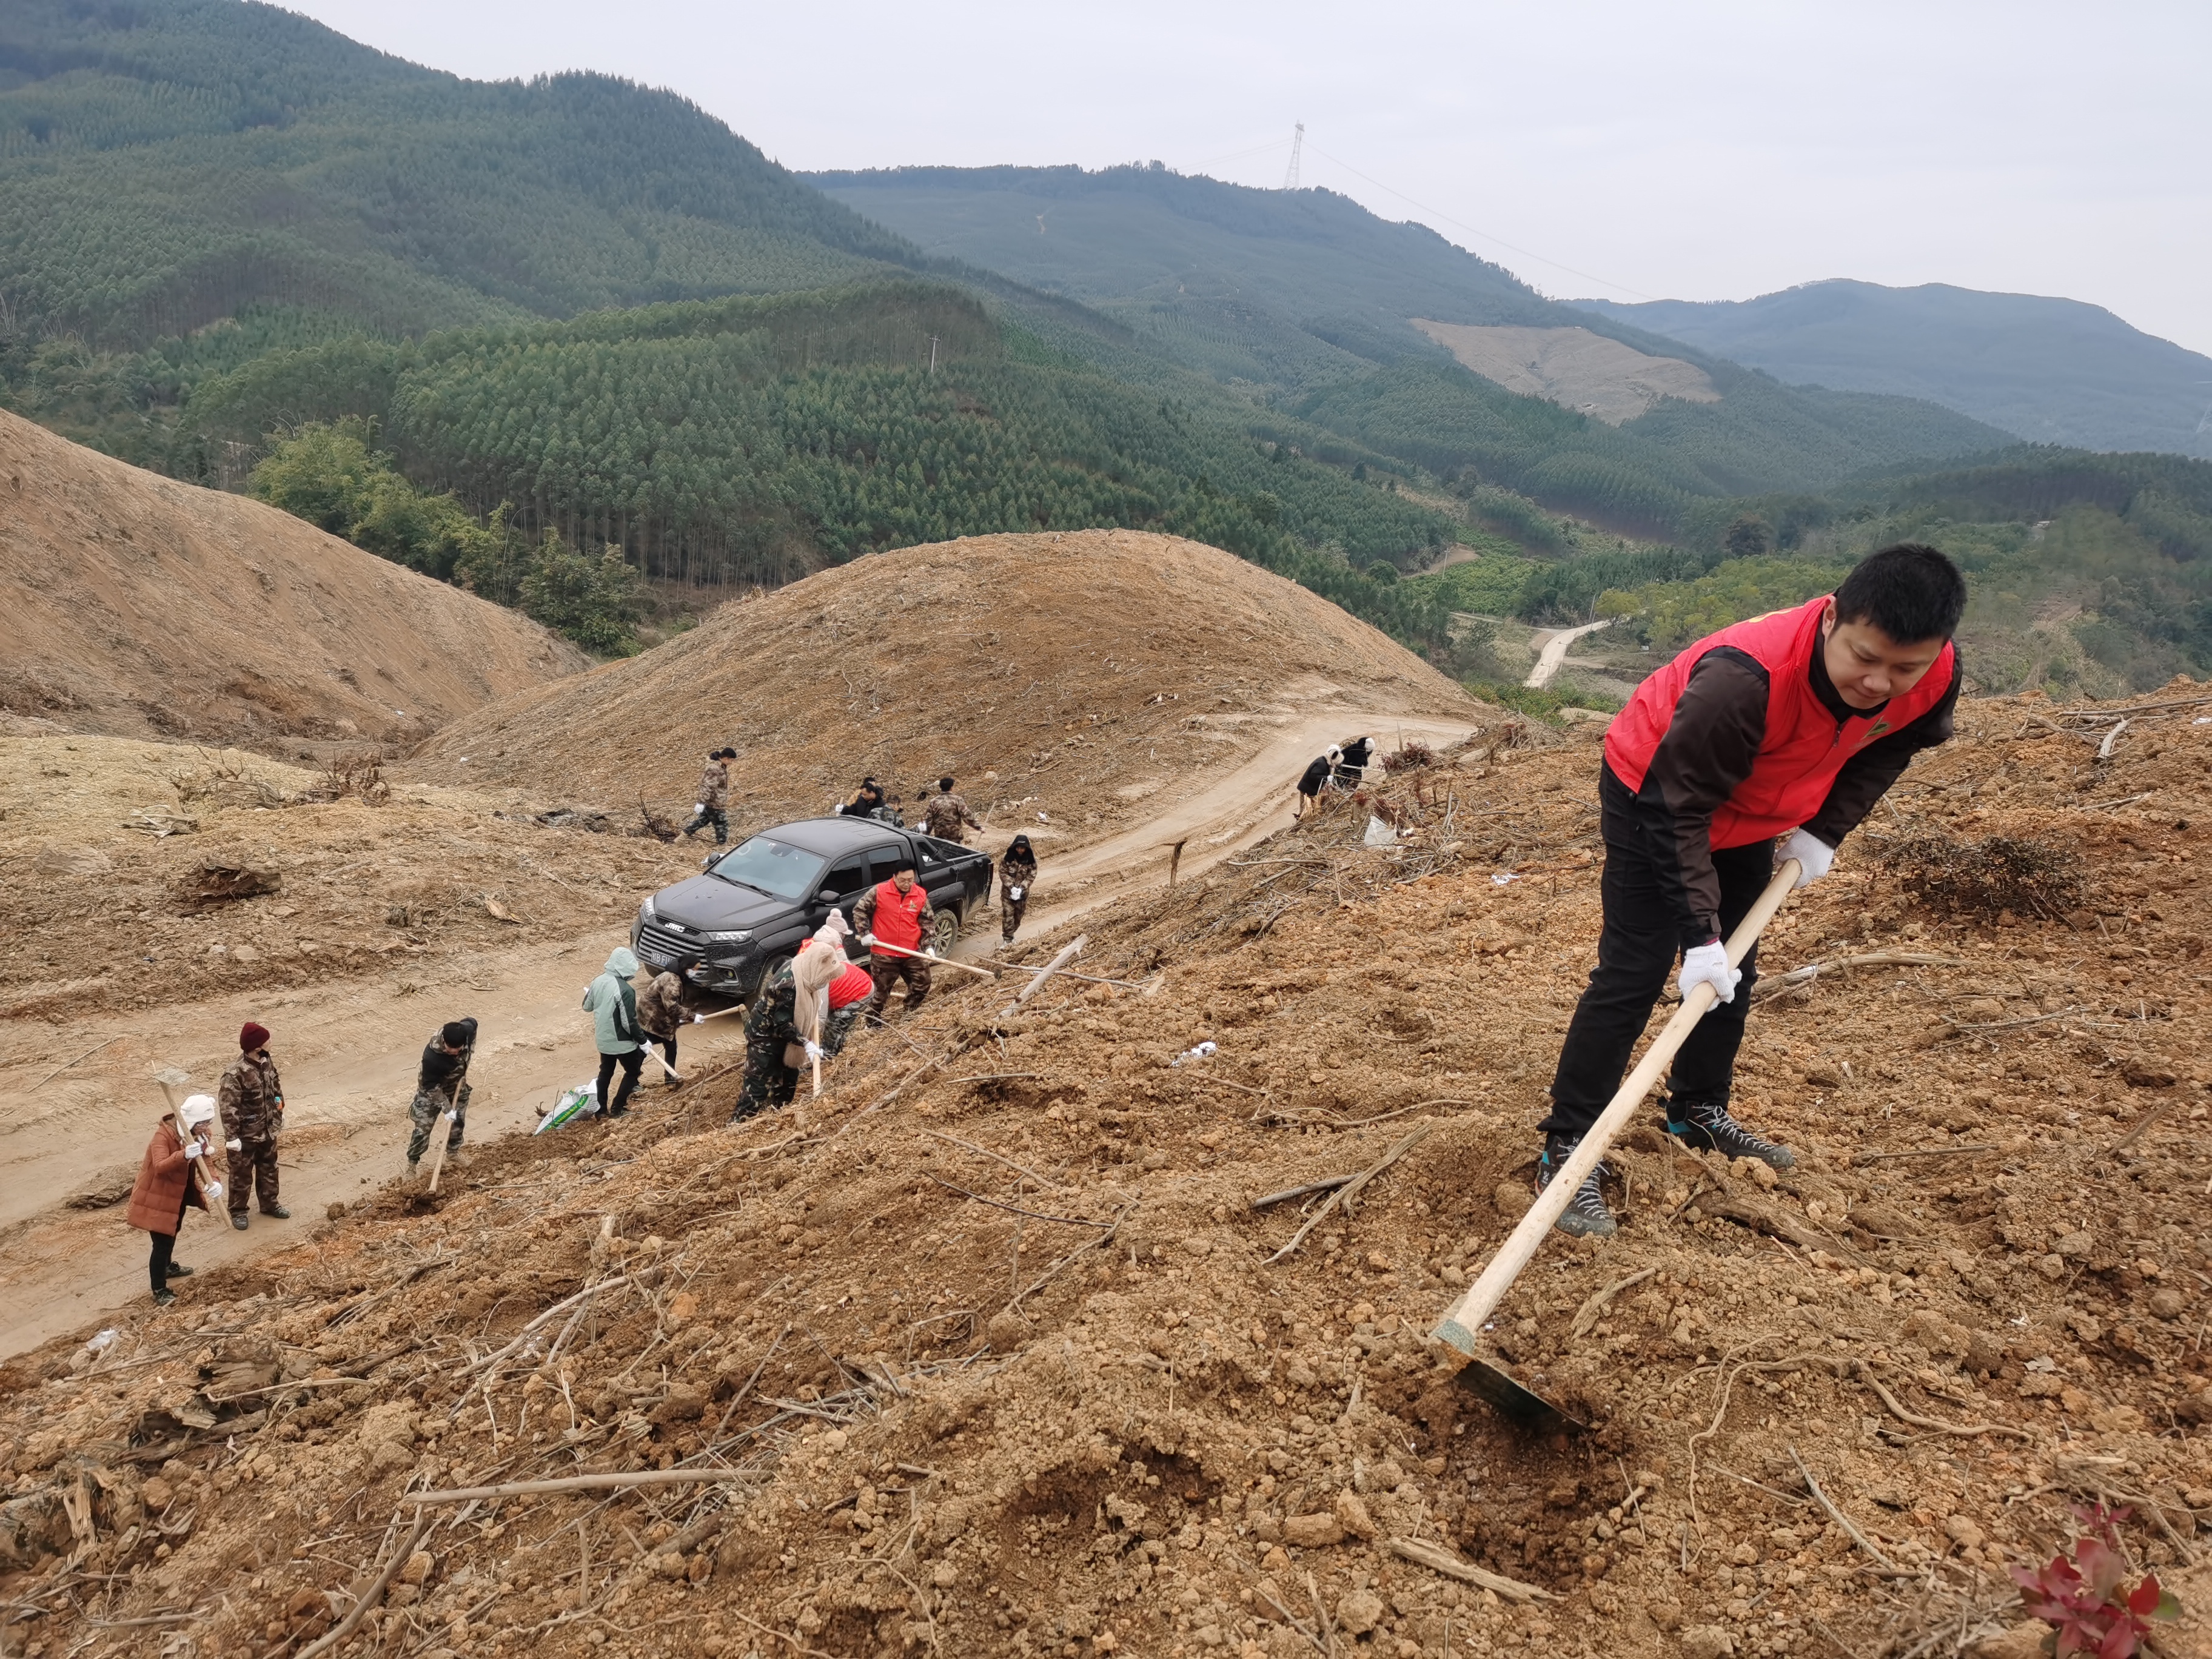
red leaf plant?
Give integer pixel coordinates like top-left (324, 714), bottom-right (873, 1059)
top-left (2011, 1504), bottom-right (2182, 1658)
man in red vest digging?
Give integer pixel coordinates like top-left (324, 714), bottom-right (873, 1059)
top-left (856, 854), bottom-right (937, 1024)
top-left (1537, 543), bottom-right (1966, 1238)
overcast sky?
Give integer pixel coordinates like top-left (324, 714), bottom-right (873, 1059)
top-left (286, 0), bottom-right (2212, 357)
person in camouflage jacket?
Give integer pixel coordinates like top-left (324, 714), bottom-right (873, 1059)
top-left (637, 965), bottom-right (688, 1085)
top-left (997, 833), bottom-right (1038, 943)
top-left (921, 777), bottom-right (983, 844)
top-left (684, 748), bottom-right (735, 843)
top-left (407, 1017), bottom-right (477, 1168)
top-left (732, 960), bottom-right (802, 1122)
top-left (218, 1021), bottom-right (288, 1226)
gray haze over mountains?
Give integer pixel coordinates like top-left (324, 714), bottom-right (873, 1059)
top-left (1576, 283), bottom-right (2212, 460)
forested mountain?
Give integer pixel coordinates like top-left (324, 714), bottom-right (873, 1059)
top-left (811, 163), bottom-right (1561, 390)
top-left (0, 0), bottom-right (915, 347)
top-left (1577, 282), bottom-right (2212, 460)
top-left (184, 280), bottom-right (1462, 645)
top-left (809, 165), bottom-right (2010, 530)
top-left (5, 1), bottom-right (2204, 694)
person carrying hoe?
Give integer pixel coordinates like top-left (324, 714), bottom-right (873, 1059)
top-left (855, 854), bottom-right (935, 1023)
top-left (1534, 543), bottom-right (1965, 1238)
top-left (128, 1091), bottom-right (220, 1305)
top-left (407, 1017), bottom-right (477, 1170)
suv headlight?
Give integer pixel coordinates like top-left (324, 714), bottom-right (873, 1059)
top-left (701, 929), bottom-right (752, 945)
top-left (638, 894), bottom-right (658, 923)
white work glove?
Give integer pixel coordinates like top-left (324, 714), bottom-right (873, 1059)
top-left (442, 1110), bottom-right (457, 1124)
top-left (692, 1013), bottom-right (706, 1024)
top-left (803, 1041), bottom-right (823, 1064)
top-left (693, 803), bottom-right (705, 814)
top-left (227, 1138), bottom-right (243, 1151)
top-left (1779, 828), bottom-right (1835, 890)
top-left (1678, 940), bottom-right (1741, 1005)
top-left (183, 1142), bottom-right (203, 1160)
top-left (205, 1180), bottom-right (224, 1201)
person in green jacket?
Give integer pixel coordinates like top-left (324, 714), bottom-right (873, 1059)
top-left (583, 946), bottom-right (645, 1118)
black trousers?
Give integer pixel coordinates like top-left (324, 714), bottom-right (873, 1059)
top-left (149, 1188), bottom-right (189, 1292)
top-left (596, 1049), bottom-right (644, 1114)
top-left (1538, 764), bottom-right (1771, 1141)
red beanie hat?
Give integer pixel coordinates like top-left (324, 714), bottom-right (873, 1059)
top-left (240, 1021), bottom-right (271, 1052)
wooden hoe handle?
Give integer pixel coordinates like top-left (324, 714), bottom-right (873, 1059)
top-left (1430, 859), bottom-right (1802, 1356)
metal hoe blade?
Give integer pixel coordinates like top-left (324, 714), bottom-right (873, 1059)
top-left (1453, 1352), bottom-right (1587, 1433)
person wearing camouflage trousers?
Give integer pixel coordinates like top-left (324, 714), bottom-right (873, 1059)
top-left (407, 1017), bottom-right (477, 1167)
top-left (683, 749), bottom-right (735, 843)
top-left (218, 1022), bottom-right (287, 1227)
top-left (921, 777), bottom-right (983, 844)
top-left (997, 833), bottom-right (1037, 943)
top-left (732, 960), bottom-right (802, 1122)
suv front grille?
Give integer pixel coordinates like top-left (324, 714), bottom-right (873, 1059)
top-left (638, 918), bottom-right (722, 968)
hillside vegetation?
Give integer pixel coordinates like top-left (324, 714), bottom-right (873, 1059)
top-left (0, 0), bottom-right (911, 346)
top-left (1580, 281), bottom-right (2212, 460)
top-left (198, 283), bottom-right (1459, 647)
top-left (811, 166), bottom-right (2011, 518)
top-left (2, 1), bottom-right (2204, 697)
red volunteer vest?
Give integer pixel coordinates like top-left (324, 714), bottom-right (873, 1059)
top-left (1603, 596), bottom-right (1954, 850)
top-left (828, 963), bottom-right (874, 1008)
top-left (869, 880), bottom-right (928, 953)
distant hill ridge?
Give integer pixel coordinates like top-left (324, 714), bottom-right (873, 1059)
top-left (0, 0), bottom-right (919, 346)
top-left (1576, 281), bottom-right (2212, 460)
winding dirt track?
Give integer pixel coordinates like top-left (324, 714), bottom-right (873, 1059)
top-left (1, 702), bottom-right (1478, 1358)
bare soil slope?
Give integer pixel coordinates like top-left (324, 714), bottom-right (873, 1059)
top-left (1412, 321), bottom-right (1721, 425)
top-left (0, 409), bottom-right (585, 745)
top-left (5, 688), bottom-right (2207, 1659)
top-left (414, 529), bottom-right (1483, 844)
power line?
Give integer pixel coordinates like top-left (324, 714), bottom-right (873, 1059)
top-left (1282, 121), bottom-right (1304, 191)
top-left (1302, 138), bottom-right (1655, 301)
top-left (1193, 135), bottom-right (1296, 169)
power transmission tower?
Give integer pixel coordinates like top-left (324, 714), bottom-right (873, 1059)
top-left (1282, 122), bottom-right (1304, 190)
top-left (928, 335), bottom-right (940, 376)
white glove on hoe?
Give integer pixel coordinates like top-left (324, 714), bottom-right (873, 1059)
top-left (1678, 940), bottom-right (1741, 1005)
top-left (1778, 827), bottom-right (1835, 890)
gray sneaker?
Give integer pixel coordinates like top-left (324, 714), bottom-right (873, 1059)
top-left (1538, 1134), bottom-right (1617, 1238)
top-left (1667, 1102), bottom-right (1795, 1170)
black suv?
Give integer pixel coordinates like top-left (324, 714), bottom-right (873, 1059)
top-left (632, 816), bottom-right (994, 999)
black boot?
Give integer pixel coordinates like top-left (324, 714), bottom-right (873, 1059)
top-left (1537, 1133), bottom-right (1617, 1238)
top-left (1667, 1100), bottom-right (1796, 1170)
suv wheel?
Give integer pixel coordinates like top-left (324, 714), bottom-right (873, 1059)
top-left (930, 907), bottom-right (960, 956)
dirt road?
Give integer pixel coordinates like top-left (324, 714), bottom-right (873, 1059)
top-left (1, 699), bottom-right (1478, 1358)
top-left (994, 706), bottom-right (1479, 936)
top-left (1523, 618), bottom-right (1610, 689)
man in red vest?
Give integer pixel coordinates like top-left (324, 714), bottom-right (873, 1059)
top-left (1537, 543), bottom-right (1966, 1238)
top-left (855, 855), bottom-right (937, 1023)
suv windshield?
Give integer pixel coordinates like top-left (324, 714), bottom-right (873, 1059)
top-left (708, 837), bottom-right (827, 902)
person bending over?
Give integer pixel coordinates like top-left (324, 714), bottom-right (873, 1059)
top-left (1535, 543), bottom-right (1965, 1238)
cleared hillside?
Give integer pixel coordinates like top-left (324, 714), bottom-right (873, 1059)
top-left (414, 528), bottom-right (1484, 837)
top-left (5, 692), bottom-right (2208, 1658)
top-left (1580, 281), bottom-right (2212, 460)
top-left (0, 409), bottom-right (585, 744)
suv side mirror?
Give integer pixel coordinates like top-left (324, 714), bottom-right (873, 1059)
top-left (702, 853), bottom-right (717, 872)
top-left (817, 889), bottom-right (838, 903)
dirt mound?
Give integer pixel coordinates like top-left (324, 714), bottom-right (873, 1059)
top-left (0, 409), bottom-right (585, 746)
top-left (0, 732), bottom-right (699, 1029)
top-left (413, 529), bottom-right (1483, 847)
top-left (4, 691), bottom-right (2208, 1659)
